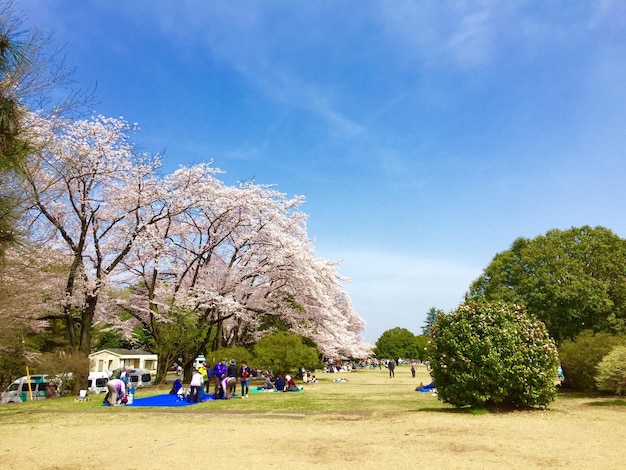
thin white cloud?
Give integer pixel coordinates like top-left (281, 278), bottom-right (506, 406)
top-left (374, 0), bottom-right (501, 70)
top-left (126, 2), bottom-right (366, 141)
top-left (321, 247), bottom-right (483, 341)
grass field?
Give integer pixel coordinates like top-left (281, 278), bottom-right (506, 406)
top-left (1, 365), bottom-right (625, 469)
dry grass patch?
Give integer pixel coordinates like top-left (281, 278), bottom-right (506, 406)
top-left (1, 365), bottom-right (625, 469)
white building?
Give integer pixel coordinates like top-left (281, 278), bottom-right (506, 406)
top-left (89, 348), bottom-right (157, 373)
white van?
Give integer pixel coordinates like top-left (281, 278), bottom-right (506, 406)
top-left (87, 371), bottom-right (111, 394)
top-left (1, 375), bottom-right (51, 404)
top-left (193, 355), bottom-right (206, 369)
top-left (128, 368), bottom-right (153, 388)
top-left (102, 368), bottom-right (153, 390)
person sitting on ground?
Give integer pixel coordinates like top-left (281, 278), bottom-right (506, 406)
top-left (263, 376), bottom-right (275, 390)
top-left (274, 376), bottom-right (286, 392)
top-left (169, 379), bottom-right (182, 395)
top-left (286, 375), bottom-right (301, 392)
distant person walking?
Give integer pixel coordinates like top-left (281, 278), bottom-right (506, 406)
top-left (388, 359), bottom-right (396, 378)
top-left (410, 361), bottom-right (416, 378)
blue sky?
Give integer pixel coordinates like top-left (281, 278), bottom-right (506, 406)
top-left (18, 1), bottom-right (626, 343)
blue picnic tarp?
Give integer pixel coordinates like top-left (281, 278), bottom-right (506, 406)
top-left (127, 393), bottom-right (216, 407)
top-left (416, 382), bottom-right (436, 392)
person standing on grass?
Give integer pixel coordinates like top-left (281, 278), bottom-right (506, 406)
top-left (198, 362), bottom-right (207, 386)
top-left (388, 359), bottom-right (396, 378)
top-left (204, 362), bottom-right (213, 393)
top-left (410, 361), bottom-right (416, 378)
top-left (239, 361), bottom-right (251, 398)
top-left (190, 369), bottom-right (204, 402)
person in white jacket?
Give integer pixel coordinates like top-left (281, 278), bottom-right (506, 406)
top-left (190, 369), bottom-right (204, 402)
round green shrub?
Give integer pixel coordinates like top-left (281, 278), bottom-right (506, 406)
top-left (558, 330), bottom-right (626, 391)
top-left (596, 345), bottom-right (626, 395)
top-left (427, 300), bottom-right (559, 409)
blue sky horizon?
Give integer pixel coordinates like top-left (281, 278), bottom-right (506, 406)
top-left (18, 1), bottom-right (626, 343)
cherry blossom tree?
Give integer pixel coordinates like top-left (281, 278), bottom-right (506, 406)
top-left (115, 169), bottom-right (369, 380)
top-left (18, 114), bottom-right (170, 354)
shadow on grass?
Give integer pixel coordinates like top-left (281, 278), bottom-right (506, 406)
top-left (557, 389), bottom-right (626, 407)
top-left (408, 406), bottom-right (493, 415)
top-left (586, 399), bottom-right (626, 407)
top-left (409, 404), bottom-right (555, 414)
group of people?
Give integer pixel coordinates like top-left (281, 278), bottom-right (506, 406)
top-left (171, 359), bottom-right (306, 398)
top-left (213, 359), bottom-right (252, 399)
top-left (261, 374), bottom-right (302, 392)
top-left (171, 359), bottom-right (253, 401)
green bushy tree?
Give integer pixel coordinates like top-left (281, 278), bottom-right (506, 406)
top-left (253, 332), bottom-right (321, 376)
top-left (596, 345), bottom-right (626, 395)
top-left (428, 300), bottom-right (559, 410)
top-left (374, 327), bottom-right (420, 359)
top-left (558, 330), bottom-right (626, 391)
top-left (468, 226), bottom-right (626, 342)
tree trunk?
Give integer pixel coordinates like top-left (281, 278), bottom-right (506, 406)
top-left (78, 294), bottom-right (98, 354)
top-left (155, 355), bottom-right (172, 385)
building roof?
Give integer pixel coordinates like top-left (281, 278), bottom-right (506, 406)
top-left (89, 348), bottom-right (156, 357)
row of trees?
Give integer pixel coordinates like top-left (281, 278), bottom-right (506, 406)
top-left (0, 4), bottom-right (368, 387)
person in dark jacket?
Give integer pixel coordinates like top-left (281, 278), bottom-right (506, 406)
top-left (227, 359), bottom-right (238, 378)
top-left (275, 376), bottom-right (286, 392)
